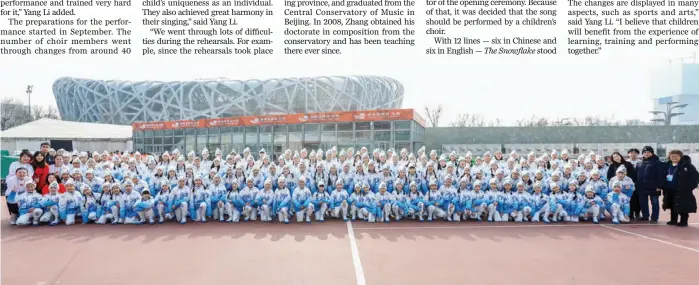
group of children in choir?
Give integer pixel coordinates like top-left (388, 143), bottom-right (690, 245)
top-left (7, 147), bottom-right (634, 226)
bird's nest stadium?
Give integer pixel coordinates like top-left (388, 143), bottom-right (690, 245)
top-left (53, 76), bottom-right (404, 125)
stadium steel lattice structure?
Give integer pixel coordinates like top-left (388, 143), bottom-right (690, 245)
top-left (53, 76), bottom-right (404, 125)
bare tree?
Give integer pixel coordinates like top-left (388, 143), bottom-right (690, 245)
top-left (516, 115), bottom-right (642, 127)
top-left (423, 105), bottom-right (443, 127)
top-left (1, 98), bottom-right (29, 130)
top-left (515, 117), bottom-right (531, 127)
top-left (450, 113), bottom-right (469, 127)
top-left (624, 119), bottom-right (647, 126)
top-left (1, 97), bottom-right (60, 130)
top-left (517, 115), bottom-right (550, 127)
top-left (30, 105), bottom-right (60, 121)
top-left (583, 116), bottom-right (621, 126)
top-left (450, 113), bottom-right (481, 127)
top-left (550, 118), bottom-right (572, 126)
top-left (452, 113), bottom-right (501, 127)
top-left (469, 114), bottom-right (487, 127)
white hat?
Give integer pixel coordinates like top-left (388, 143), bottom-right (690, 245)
top-left (616, 165), bottom-right (627, 173)
top-left (585, 185), bottom-right (595, 193)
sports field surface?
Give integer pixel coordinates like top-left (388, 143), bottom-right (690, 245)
top-left (2, 197), bottom-right (698, 285)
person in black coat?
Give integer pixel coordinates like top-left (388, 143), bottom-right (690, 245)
top-left (663, 151), bottom-right (698, 227)
top-left (635, 146), bottom-right (665, 223)
top-left (607, 152), bottom-right (639, 218)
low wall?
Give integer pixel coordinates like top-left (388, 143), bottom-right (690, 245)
top-left (425, 125), bottom-right (699, 155)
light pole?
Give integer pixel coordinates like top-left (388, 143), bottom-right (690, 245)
top-left (26, 85), bottom-right (33, 119)
top-left (650, 101), bottom-right (688, 125)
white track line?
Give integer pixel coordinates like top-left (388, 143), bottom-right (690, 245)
top-left (600, 224), bottom-right (699, 253)
top-left (353, 222), bottom-right (699, 231)
top-left (346, 221), bottom-right (367, 285)
top-left (354, 224), bottom-right (590, 230)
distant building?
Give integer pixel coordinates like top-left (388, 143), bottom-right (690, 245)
top-left (650, 62), bottom-right (699, 124)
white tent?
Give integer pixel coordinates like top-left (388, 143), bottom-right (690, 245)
top-left (0, 119), bottom-right (133, 152)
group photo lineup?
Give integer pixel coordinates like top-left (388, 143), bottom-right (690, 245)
top-left (4, 142), bottom-right (698, 227)
top-left (1, 62), bottom-right (699, 285)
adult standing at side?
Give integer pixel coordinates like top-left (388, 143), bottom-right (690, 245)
top-left (635, 146), bottom-right (664, 224)
top-left (663, 150), bottom-right (698, 227)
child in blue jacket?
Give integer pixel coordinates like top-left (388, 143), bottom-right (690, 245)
top-left (580, 185), bottom-right (604, 224)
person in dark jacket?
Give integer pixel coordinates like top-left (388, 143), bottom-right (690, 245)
top-left (40, 142), bottom-right (54, 166)
top-left (635, 146), bottom-right (665, 223)
top-left (607, 152), bottom-right (638, 219)
top-left (663, 150), bottom-right (698, 227)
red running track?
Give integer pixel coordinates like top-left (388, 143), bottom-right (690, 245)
top-left (2, 211), bottom-right (698, 285)
top-left (353, 222), bottom-right (699, 285)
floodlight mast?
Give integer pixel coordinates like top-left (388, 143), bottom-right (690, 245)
top-left (649, 101), bottom-right (688, 126)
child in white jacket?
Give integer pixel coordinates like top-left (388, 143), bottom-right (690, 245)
top-left (311, 181), bottom-right (331, 222)
top-left (15, 180), bottom-right (43, 226)
top-left (40, 182), bottom-right (62, 226)
top-left (581, 185), bottom-right (604, 224)
top-left (330, 179), bottom-right (349, 221)
top-left (171, 177), bottom-right (191, 224)
top-left (97, 184), bottom-right (122, 225)
top-left (274, 177), bottom-right (292, 224)
top-left (120, 182), bottom-right (142, 224)
top-left (191, 177), bottom-right (211, 223)
top-left (375, 182), bottom-right (394, 223)
top-left (425, 180), bottom-right (446, 221)
top-left (606, 182), bottom-right (631, 224)
top-left (60, 180), bottom-right (83, 225)
top-left (208, 176), bottom-right (228, 222)
top-left (134, 190), bottom-right (156, 225)
top-left (81, 185), bottom-right (101, 224)
top-left (548, 183), bottom-right (568, 222)
top-left (154, 181), bottom-right (173, 223)
top-left (256, 179), bottom-right (276, 222)
top-left (349, 184), bottom-right (364, 220)
top-left (530, 183), bottom-right (550, 223)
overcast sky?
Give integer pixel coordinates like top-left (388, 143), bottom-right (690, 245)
top-left (2, 5), bottom-right (697, 126)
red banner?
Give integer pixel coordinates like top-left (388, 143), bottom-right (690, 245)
top-left (241, 114), bottom-right (288, 126)
top-left (164, 120), bottom-right (205, 129)
top-left (132, 109), bottom-right (422, 131)
top-left (350, 109), bottom-right (414, 122)
top-left (132, 121), bottom-right (166, 131)
top-left (205, 118), bottom-right (242, 127)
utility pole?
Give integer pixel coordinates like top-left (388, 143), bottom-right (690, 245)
top-left (26, 85), bottom-right (33, 120)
